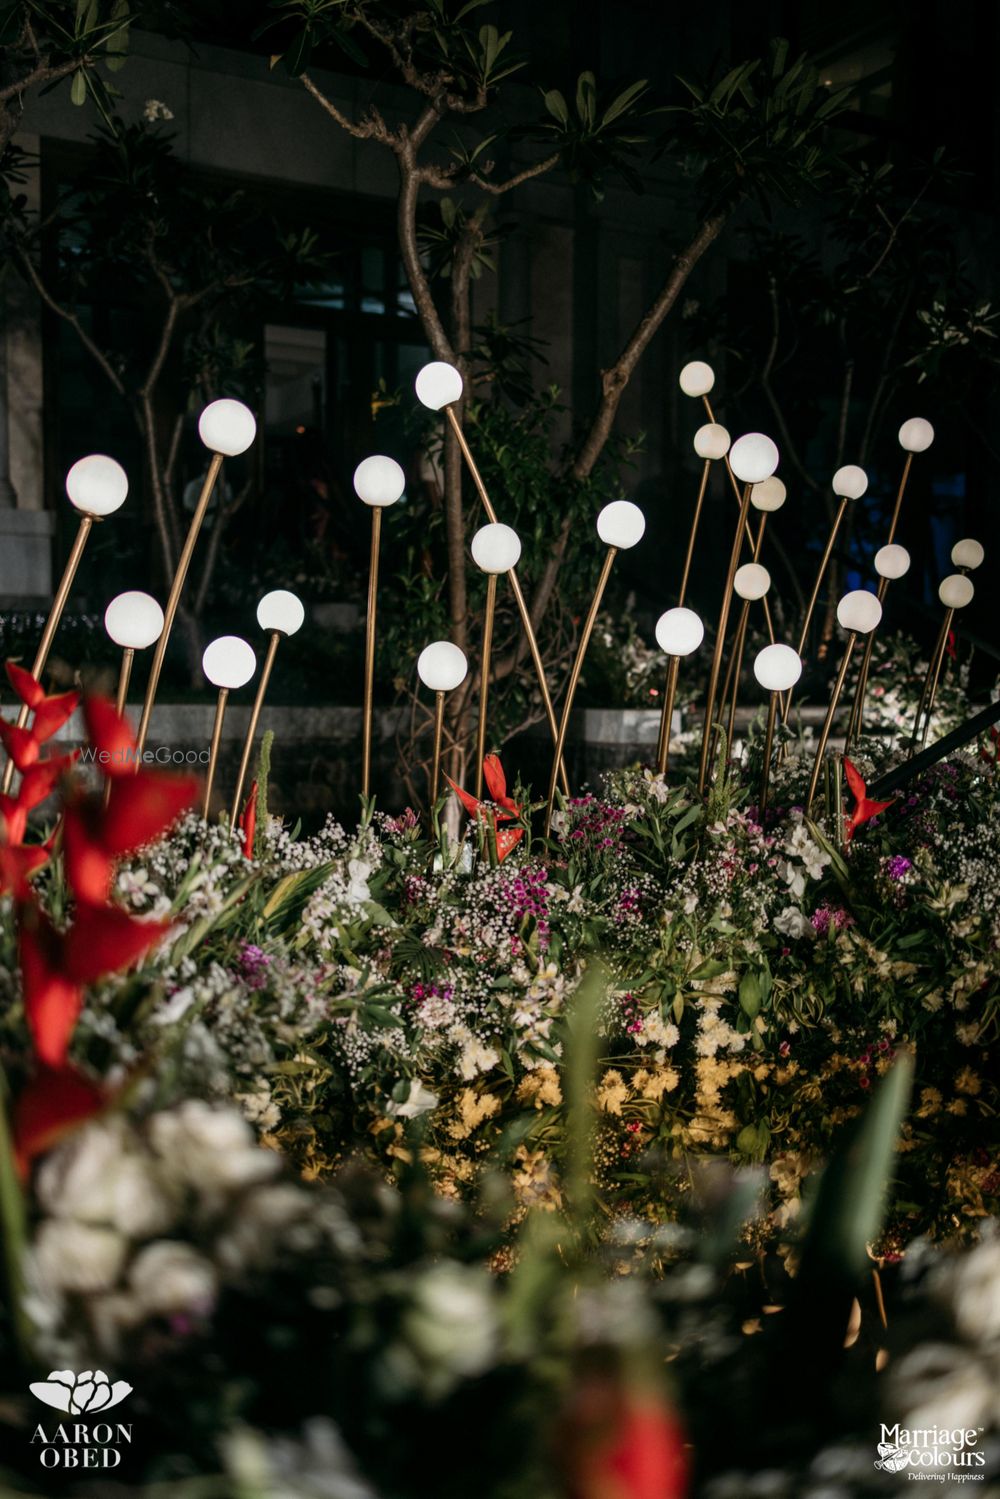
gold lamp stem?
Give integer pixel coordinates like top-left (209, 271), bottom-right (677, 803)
top-left (361, 506), bottom-right (383, 800)
top-left (677, 459), bottom-right (712, 608)
top-left (717, 511), bottom-right (769, 762)
top-left (544, 547), bottom-right (618, 834)
top-left (475, 573), bottom-right (498, 800)
top-left (911, 608), bottom-right (955, 754)
top-left (202, 687), bottom-right (229, 820)
top-left (231, 629), bottom-right (281, 826)
top-left (697, 483), bottom-right (753, 796)
top-left (781, 495), bottom-right (848, 727)
top-left (444, 403), bottom-right (568, 796)
top-left (805, 633), bottom-right (857, 818)
top-left (102, 646), bottom-right (135, 809)
top-left (845, 454), bottom-right (914, 753)
top-left (136, 452), bottom-right (224, 759)
top-left (1, 512), bottom-right (95, 795)
top-left (656, 654), bottom-right (681, 775)
top-left (702, 394), bottom-right (775, 645)
top-left (429, 690), bottom-right (446, 806)
top-left (759, 691), bottom-right (779, 816)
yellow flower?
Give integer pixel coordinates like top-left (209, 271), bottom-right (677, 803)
top-left (446, 1088), bottom-right (500, 1140)
top-left (955, 1068), bottom-right (981, 1096)
top-left (915, 1086), bottom-right (943, 1118)
top-left (596, 1069), bottom-right (630, 1115)
top-left (516, 1066), bottom-right (563, 1110)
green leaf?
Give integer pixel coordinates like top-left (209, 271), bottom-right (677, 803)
top-left (541, 88), bottom-right (569, 126)
top-left (600, 78), bottom-right (648, 129)
top-left (70, 70), bottom-right (88, 106)
top-left (738, 970), bottom-right (761, 1018)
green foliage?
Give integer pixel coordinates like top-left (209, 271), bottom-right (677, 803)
top-left (516, 70), bottom-right (654, 199)
top-left (662, 38), bottom-right (847, 216)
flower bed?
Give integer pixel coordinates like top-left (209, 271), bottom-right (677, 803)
top-left (1, 667), bottom-right (999, 1495)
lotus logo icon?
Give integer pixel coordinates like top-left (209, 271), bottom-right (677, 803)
top-left (29, 1370), bottom-right (132, 1416)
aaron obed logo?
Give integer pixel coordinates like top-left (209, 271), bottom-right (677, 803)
top-left (29, 1370), bottom-right (134, 1470)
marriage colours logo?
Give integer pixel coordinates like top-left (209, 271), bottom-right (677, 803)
top-left (29, 1370), bottom-right (134, 1470)
top-left (874, 1423), bottom-right (987, 1482)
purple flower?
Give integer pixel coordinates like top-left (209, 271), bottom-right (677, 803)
top-left (886, 855), bottom-right (912, 881)
top-left (238, 942), bottom-right (271, 990)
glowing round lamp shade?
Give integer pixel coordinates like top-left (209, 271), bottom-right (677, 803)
top-left (832, 464), bottom-right (868, 500)
top-left (202, 635), bottom-right (256, 690)
top-left (874, 544), bottom-right (911, 581)
top-left (693, 423), bottom-right (730, 460)
top-left (734, 562), bottom-right (771, 600)
top-left (597, 500), bottom-right (645, 550)
top-left (678, 361), bottom-right (715, 398)
top-left (66, 455), bottom-right (128, 517)
top-left (951, 538), bottom-right (984, 571)
top-left (754, 643), bottom-right (802, 694)
top-left (257, 589), bottom-right (305, 636)
top-left (415, 361), bottom-right (463, 411)
top-left (104, 591), bottom-right (163, 650)
top-left (198, 399), bottom-right (256, 457)
top-left (837, 590), bottom-right (882, 634)
top-left (751, 476), bottom-right (786, 513)
top-left (417, 641), bottom-right (468, 693)
top-left (471, 522), bottom-right (521, 574)
top-left (729, 433), bottom-right (779, 484)
top-left (655, 607), bottom-right (704, 657)
top-left (898, 417), bottom-right (934, 453)
top-left (354, 455), bottom-right (405, 507)
top-left (939, 574), bottom-right (974, 610)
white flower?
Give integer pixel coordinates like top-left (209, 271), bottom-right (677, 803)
top-left (128, 1241), bottom-right (217, 1316)
top-left (774, 905), bottom-right (812, 940)
top-left (457, 1037), bottom-right (500, 1079)
top-left (345, 858), bottom-right (372, 903)
top-left (387, 1080), bottom-right (439, 1118)
top-left (948, 1238), bottom-right (1000, 1343)
top-left (142, 98), bottom-right (174, 122)
top-left (403, 1263), bottom-right (498, 1390)
top-left (32, 1221), bottom-right (127, 1294)
top-left (149, 1102), bottom-right (280, 1196)
top-left (154, 986), bottom-right (197, 1025)
top-left (36, 1122), bottom-right (176, 1239)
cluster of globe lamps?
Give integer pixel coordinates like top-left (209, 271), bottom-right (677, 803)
top-left (0, 359), bottom-right (985, 835)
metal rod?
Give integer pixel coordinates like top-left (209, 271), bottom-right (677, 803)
top-left (697, 483), bottom-right (753, 796)
top-left (845, 452), bottom-right (914, 751)
top-left (805, 633), bottom-right (857, 817)
top-left (361, 506), bottom-right (383, 799)
top-left (656, 654), bottom-right (681, 775)
top-left (909, 611), bottom-right (951, 756)
top-left (718, 511), bottom-right (769, 762)
top-left (231, 630), bottom-right (280, 826)
top-left (475, 573), bottom-right (498, 800)
top-left (1, 513), bottom-right (95, 794)
top-left (918, 608), bottom-right (956, 752)
top-left (445, 403), bottom-right (569, 795)
top-left (202, 687), bottom-right (229, 820)
top-left (703, 395), bottom-right (775, 644)
top-left (887, 452), bottom-right (913, 545)
top-left (759, 691), bottom-right (779, 816)
top-left (136, 452), bottom-right (224, 759)
top-left (782, 495), bottom-right (848, 727)
top-left (678, 459), bottom-right (712, 608)
top-left (869, 695), bottom-right (1000, 800)
top-left (102, 647), bottom-right (135, 809)
top-left (544, 547), bottom-right (618, 834)
top-left (429, 690), bottom-right (445, 806)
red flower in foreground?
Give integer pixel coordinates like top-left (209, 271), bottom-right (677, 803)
top-left (844, 757), bottom-right (895, 843)
top-left (560, 1375), bottom-right (690, 1499)
top-left (62, 698), bottom-right (198, 902)
top-left (445, 754), bottom-right (525, 861)
top-left (13, 1064), bottom-right (106, 1177)
top-left (0, 661), bottom-right (78, 772)
top-left (239, 780), bottom-right (258, 860)
top-left (19, 900), bottom-right (174, 1068)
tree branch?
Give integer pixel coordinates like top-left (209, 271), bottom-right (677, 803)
top-left (300, 72), bottom-right (391, 143)
top-left (13, 244), bottom-right (126, 395)
top-left (570, 211), bottom-right (728, 482)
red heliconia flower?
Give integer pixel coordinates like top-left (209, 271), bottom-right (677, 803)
top-left (19, 899), bottom-right (174, 1067)
top-left (61, 698), bottom-right (198, 902)
top-left (445, 755), bottom-right (524, 862)
top-left (844, 757), bottom-right (895, 843)
top-left (239, 780), bottom-right (258, 860)
top-left (0, 844), bottom-right (49, 899)
top-left (0, 752), bottom-right (78, 845)
top-left (945, 628), bottom-right (957, 662)
top-left (13, 1064), bottom-right (106, 1178)
top-left (560, 1375), bottom-right (690, 1499)
top-left (0, 693), bottom-right (79, 771)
